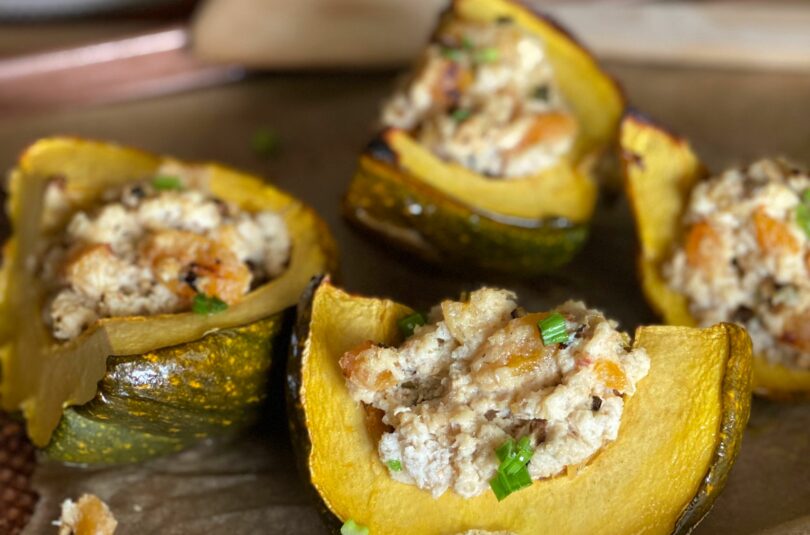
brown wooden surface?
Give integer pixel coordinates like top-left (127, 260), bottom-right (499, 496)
top-left (0, 62), bottom-right (807, 534)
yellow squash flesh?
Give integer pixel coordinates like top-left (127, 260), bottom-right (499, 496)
top-left (290, 279), bottom-right (752, 535)
top-left (0, 137), bottom-right (336, 447)
top-left (621, 114), bottom-right (810, 398)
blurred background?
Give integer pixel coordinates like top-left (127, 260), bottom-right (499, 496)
top-left (0, 0), bottom-right (809, 116)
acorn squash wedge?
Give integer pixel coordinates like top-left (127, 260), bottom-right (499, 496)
top-left (343, 0), bottom-right (624, 274)
top-left (287, 277), bottom-right (752, 534)
top-left (620, 114), bottom-right (810, 399)
top-left (0, 137), bottom-right (337, 463)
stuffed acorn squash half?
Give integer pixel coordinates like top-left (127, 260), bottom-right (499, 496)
top-left (344, 0), bottom-right (624, 274)
top-left (0, 137), bottom-right (336, 464)
top-left (288, 277), bottom-right (752, 534)
top-left (621, 115), bottom-right (810, 399)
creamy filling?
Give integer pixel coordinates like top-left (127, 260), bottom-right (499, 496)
top-left (40, 165), bottom-right (291, 341)
top-left (381, 17), bottom-right (576, 178)
top-left (340, 289), bottom-right (649, 499)
top-left (664, 158), bottom-right (810, 371)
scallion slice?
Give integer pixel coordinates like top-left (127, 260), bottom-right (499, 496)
top-left (441, 47), bottom-right (464, 62)
top-left (451, 108), bottom-right (472, 123)
top-left (489, 470), bottom-right (512, 501)
top-left (473, 47), bottom-right (500, 63)
top-left (386, 459), bottom-right (402, 472)
top-left (152, 175), bottom-right (182, 191)
top-left (397, 312), bottom-right (427, 337)
top-left (251, 127), bottom-right (280, 158)
top-left (341, 519), bottom-right (370, 535)
top-left (533, 85), bottom-right (549, 101)
top-left (490, 436), bottom-right (535, 500)
top-left (538, 312), bottom-right (569, 345)
top-left (797, 198), bottom-right (810, 238)
top-left (192, 293), bottom-right (229, 315)
top-left (797, 205), bottom-right (810, 237)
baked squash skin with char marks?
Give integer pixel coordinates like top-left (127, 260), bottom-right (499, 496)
top-left (343, 0), bottom-right (624, 274)
top-left (287, 276), bottom-right (752, 535)
top-left (0, 137), bottom-right (337, 463)
top-left (620, 113), bottom-right (810, 399)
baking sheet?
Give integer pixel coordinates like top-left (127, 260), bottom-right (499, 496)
top-left (0, 63), bottom-right (806, 534)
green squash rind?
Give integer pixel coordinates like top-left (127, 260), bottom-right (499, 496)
top-left (46, 314), bottom-right (285, 464)
top-left (345, 151), bottom-right (589, 274)
top-left (286, 275), bottom-right (345, 533)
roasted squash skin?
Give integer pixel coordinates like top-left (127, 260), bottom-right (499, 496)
top-left (0, 137), bottom-right (337, 463)
top-left (343, 0), bottom-right (624, 274)
top-left (288, 277), bottom-right (752, 535)
top-left (621, 113), bottom-right (810, 399)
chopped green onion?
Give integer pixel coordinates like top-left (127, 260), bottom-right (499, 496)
top-left (495, 438), bottom-right (515, 462)
top-left (398, 312), bottom-right (427, 337)
top-left (796, 189), bottom-right (810, 238)
top-left (489, 465), bottom-right (533, 501)
top-left (796, 204), bottom-right (810, 238)
top-left (489, 470), bottom-right (511, 501)
top-left (490, 436), bottom-right (535, 500)
top-left (538, 312), bottom-right (569, 345)
top-left (451, 108), bottom-right (472, 123)
top-left (192, 293), bottom-right (229, 315)
top-left (152, 175), bottom-right (182, 191)
top-left (461, 35), bottom-right (475, 50)
top-left (532, 85), bottom-right (549, 101)
top-left (341, 519), bottom-right (370, 535)
top-left (386, 459), bottom-right (402, 471)
top-left (251, 127), bottom-right (280, 158)
top-left (441, 46), bottom-right (464, 62)
top-left (473, 47), bottom-right (500, 63)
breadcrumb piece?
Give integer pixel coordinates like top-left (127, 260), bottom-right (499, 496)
top-left (56, 494), bottom-right (117, 535)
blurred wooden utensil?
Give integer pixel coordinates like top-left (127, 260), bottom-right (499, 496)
top-left (1, 0), bottom-right (810, 116)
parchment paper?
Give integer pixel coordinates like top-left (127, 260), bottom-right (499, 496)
top-left (0, 63), bottom-right (806, 534)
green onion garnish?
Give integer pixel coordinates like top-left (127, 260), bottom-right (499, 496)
top-left (533, 85), bottom-right (549, 101)
top-left (152, 175), bottom-right (182, 191)
top-left (386, 459), bottom-right (402, 471)
top-left (490, 436), bottom-right (535, 501)
top-left (538, 312), bottom-right (569, 345)
top-left (461, 35), bottom-right (475, 50)
top-left (251, 127), bottom-right (280, 158)
top-left (192, 293), bottom-right (229, 315)
top-left (797, 189), bottom-right (810, 238)
top-left (441, 47), bottom-right (464, 62)
top-left (796, 204), bottom-right (810, 238)
top-left (451, 108), bottom-right (472, 123)
top-left (340, 519), bottom-right (369, 535)
top-left (473, 47), bottom-right (500, 63)
top-left (398, 312), bottom-right (427, 337)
